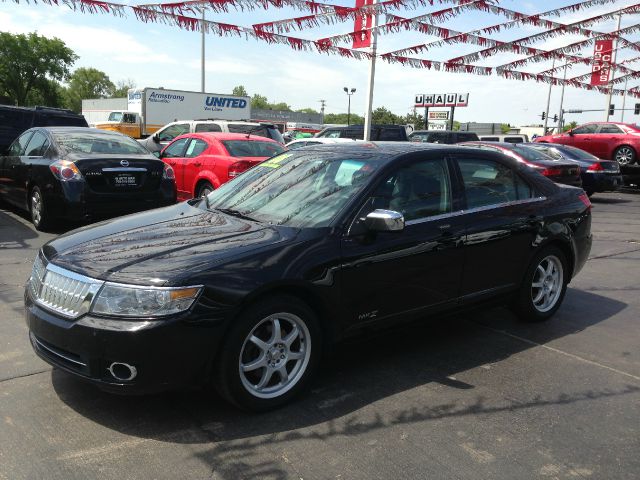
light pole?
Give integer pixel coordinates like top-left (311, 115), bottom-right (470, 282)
top-left (344, 87), bottom-right (356, 125)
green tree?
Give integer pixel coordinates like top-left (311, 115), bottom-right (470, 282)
top-left (25, 78), bottom-right (66, 108)
top-left (111, 79), bottom-right (136, 97)
top-left (296, 108), bottom-right (319, 114)
top-left (232, 85), bottom-right (248, 97)
top-left (0, 31), bottom-right (77, 106)
top-left (563, 121), bottom-right (578, 132)
top-left (64, 67), bottom-right (115, 112)
top-left (251, 94), bottom-right (269, 109)
top-left (501, 123), bottom-right (511, 134)
top-left (269, 101), bottom-right (290, 111)
top-left (372, 106), bottom-right (402, 124)
top-left (323, 113), bottom-right (365, 125)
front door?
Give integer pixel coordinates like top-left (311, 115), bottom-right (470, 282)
top-left (182, 138), bottom-right (210, 198)
top-left (160, 137), bottom-right (190, 200)
top-left (340, 155), bottom-right (465, 329)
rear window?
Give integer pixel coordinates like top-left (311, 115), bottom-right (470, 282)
top-left (195, 123), bottom-right (222, 133)
top-left (378, 128), bottom-right (404, 141)
top-left (222, 140), bottom-right (285, 157)
top-left (480, 136), bottom-right (499, 142)
top-left (512, 145), bottom-right (554, 162)
top-left (228, 124), bottom-right (270, 139)
top-left (556, 145), bottom-right (598, 160)
top-left (503, 136), bottom-right (524, 144)
top-left (53, 131), bottom-right (149, 155)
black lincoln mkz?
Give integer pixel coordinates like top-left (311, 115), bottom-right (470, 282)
top-left (25, 143), bottom-right (592, 410)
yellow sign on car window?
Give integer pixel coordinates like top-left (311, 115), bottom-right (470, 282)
top-left (260, 153), bottom-right (292, 169)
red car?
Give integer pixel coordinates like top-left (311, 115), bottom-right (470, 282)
top-left (159, 132), bottom-right (285, 201)
top-left (535, 122), bottom-right (640, 165)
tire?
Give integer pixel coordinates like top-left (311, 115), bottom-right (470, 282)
top-left (197, 182), bottom-right (214, 197)
top-left (613, 145), bottom-right (636, 165)
top-left (512, 246), bottom-right (568, 322)
top-left (214, 296), bottom-right (322, 411)
top-left (29, 186), bottom-right (52, 231)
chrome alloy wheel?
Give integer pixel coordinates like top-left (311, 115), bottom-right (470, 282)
top-left (615, 146), bottom-right (635, 165)
top-left (531, 255), bottom-right (564, 313)
top-left (238, 313), bottom-right (311, 399)
top-left (31, 189), bottom-right (42, 226)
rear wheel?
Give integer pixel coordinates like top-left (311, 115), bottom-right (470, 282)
top-left (214, 296), bottom-right (321, 411)
top-left (30, 186), bottom-right (52, 231)
top-left (197, 182), bottom-right (214, 197)
top-left (614, 145), bottom-right (636, 165)
top-left (512, 246), bottom-right (568, 322)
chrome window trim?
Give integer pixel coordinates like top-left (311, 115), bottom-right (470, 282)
top-left (405, 196), bottom-right (547, 226)
top-left (101, 167), bottom-right (147, 172)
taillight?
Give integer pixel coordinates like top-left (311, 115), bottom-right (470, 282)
top-left (586, 162), bottom-right (604, 172)
top-left (162, 163), bottom-right (175, 180)
top-left (578, 192), bottom-right (592, 210)
top-left (541, 168), bottom-right (563, 177)
top-left (228, 160), bottom-right (252, 178)
top-left (49, 160), bottom-right (82, 181)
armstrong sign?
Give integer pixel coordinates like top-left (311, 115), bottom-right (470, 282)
top-left (415, 93), bottom-right (469, 107)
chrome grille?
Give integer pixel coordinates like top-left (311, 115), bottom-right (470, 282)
top-left (28, 255), bottom-right (103, 319)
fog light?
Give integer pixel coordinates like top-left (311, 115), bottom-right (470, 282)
top-left (107, 362), bottom-right (137, 381)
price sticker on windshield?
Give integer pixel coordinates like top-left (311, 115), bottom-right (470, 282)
top-left (260, 153), bottom-right (292, 169)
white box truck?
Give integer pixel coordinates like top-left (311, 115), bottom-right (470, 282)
top-left (94, 87), bottom-right (251, 138)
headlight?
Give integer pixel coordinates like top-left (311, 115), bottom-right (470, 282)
top-left (91, 283), bottom-right (202, 317)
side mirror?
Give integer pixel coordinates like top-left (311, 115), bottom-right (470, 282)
top-left (153, 134), bottom-right (160, 143)
top-left (365, 209), bottom-right (404, 232)
top-left (153, 151), bottom-right (161, 158)
top-left (568, 130), bottom-right (574, 136)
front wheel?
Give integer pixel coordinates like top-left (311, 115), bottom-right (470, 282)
top-left (214, 296), bottom-right (322, 411)
top-left (512, 247), bottom-right (568, 322)
top-left (614, 145), bottom-right (636, 165)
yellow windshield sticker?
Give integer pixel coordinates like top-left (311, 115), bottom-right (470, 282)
top-left (260, 153), bottom-right (292, 168)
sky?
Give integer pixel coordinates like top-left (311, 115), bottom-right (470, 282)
top-left (1, 0), bottom-right (639, 126)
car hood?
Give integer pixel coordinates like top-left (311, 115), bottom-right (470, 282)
top-left (42, 202), bottom-right (295, 285)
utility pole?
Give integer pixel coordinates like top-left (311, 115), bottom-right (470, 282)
top-left (543, 58), bottom-right (555, 135)
top-left (363, 0), bottom-right (379, 141)
top-left (201, 9), bottom-right (206, 92)
top-left (621, 77), bottom-right (629, 122)
top-left (605, 13), bottom-right (622, 121)
top-left (319, 100), bottom-right (326, 123)
top-left (558, 63), bottom-right (568, 132)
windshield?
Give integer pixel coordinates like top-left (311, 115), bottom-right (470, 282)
top-left (206, 151), bottom-right (381, 228)
top-left (512, 145), bottom-right (555, 162)
top-left (222, 140), bottom-right (285, 157)
top-left (108, 112), bottom-right (124, 122)
top-left (53, 131), bottom-right (150, 155)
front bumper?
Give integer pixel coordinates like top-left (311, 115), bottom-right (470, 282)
top-left (25, 291), bottom-right (222, 394)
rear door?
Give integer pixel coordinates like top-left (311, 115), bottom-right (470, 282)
top-left (451, 153), bottom-right (543, 299)
top-left (1, 130), bottom-right (34, 205)
top-left (592, 123), bottom-right (625, 159)
top-left (182, 138), bottom-right (210, 198)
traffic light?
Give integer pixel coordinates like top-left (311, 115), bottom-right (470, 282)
top-left (553, 114), bottom-right (558, 122)
top-left (609, 104), bottom-right (615, 115)
top-left (635, 103), bottom-right (640, 115)
top-left (541, 112), bottom-right (546, 120)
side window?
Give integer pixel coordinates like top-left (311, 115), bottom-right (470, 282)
top-left (123, 114), bottom-right (136, 124)
top-left (480, 136), bottom-right (499, 142)
top-left (343, 129), bottom-right (363, 140)
top-left (425, 132), bottom-right (448, 144)
top-left (379, 128), bottom-right (403, 141)
top-left (503, 137), bottom-right (524, 144)
top-left (158, 123), bottom-right (190, 142)
top-left (457, 133), bottom-right (478, 142)
top-left (185, 139), bottom-right (208, 158)
top-left (24, 131), bottom-right (49, 156)
top-left (195, 123), bottom-right (222, 133)
top-left (370, 158), bottom-right (452, 221)
top-left (162, 138), bottom-right (190, 158)
top-left (514, 173), bottom-right (533, 199)
top-left (598, 124), bottom-right (623, 134)
top-left (458, 158), bottom-right (521, 208)
top-left (572, 124), bottom-right (597, 135)
top-left (8, 131), bottom-right (34, 156)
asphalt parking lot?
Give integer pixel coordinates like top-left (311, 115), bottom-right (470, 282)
top-left (1, 192), bottom-right (639, 480)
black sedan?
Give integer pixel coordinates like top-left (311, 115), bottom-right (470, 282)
top-left (24, 143), bottom-right (592, 411)
top-left (0, 127), bottom-right (176, 230)
top-left (460, 141), bottom-right (583, 187)
top-left (525, 143), bottom-right (623, 196)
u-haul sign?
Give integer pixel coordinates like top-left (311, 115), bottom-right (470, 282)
top-left (415, 93), bottom-right (469, 107)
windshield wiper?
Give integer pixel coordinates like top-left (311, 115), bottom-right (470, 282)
top-left (216, 208), bottom-right (258, 222)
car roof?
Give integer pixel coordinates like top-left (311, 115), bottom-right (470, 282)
top-left (34, 126), bottom-right (115, 136)
top-left (181, 132), bottom-right (279, 142)
top-left (287, 138), bottom-right (357, 145)
top-left (298, 141), bottom-right (493, 156)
